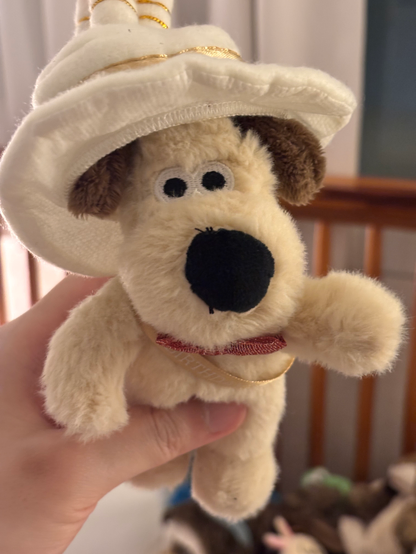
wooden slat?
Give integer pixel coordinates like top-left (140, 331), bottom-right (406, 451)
top-left (283, 176), bottom-right (416, 230)
top-left (324, 175), bottom-right (416, 198)
top-left (0, 148), bottom-right (4, 323)
top-left (309, 221), bottom-right (331, 467)
top-left (310, 363), bottom-right (327, 467)
top-left (403, 265), bottom-right (416, 454)
top-left (27, 252), bottom-right (40, 306)
top-left (354, 226), bottom-right (382, 481)
top-left (284, 197), bottom-right (416, 230)
top-left (0, 226), bottom-right (6, 325)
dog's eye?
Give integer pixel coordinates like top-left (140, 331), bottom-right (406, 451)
top-left (202, 171), bottom-right (226, 191)
top-left (197, 163), bottom-right (235, 194)
top-left (154, 168), bottom-right (194, 202)
top-left (164, 178), bottom-right (188, 198)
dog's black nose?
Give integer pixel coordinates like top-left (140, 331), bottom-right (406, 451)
top-left (185, 228), bottom-right (275, 313)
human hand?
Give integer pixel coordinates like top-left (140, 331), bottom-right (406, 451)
top-left (0, 275), bottom-right (246, 554)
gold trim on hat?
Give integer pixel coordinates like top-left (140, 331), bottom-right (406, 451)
top-left (91, 0), bottom-right (137, 15)
top-left (139, 14), bottom-right (169, 28)
top-left (136, 0), bottom-right (171, 14)
top-left (179, 46), bottom-right (242, 60)
top-left (84, 46), bottom-right (242, 80)
top-left (77, 15), bottom-right (91, 24)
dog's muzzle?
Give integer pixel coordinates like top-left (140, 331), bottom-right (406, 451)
top-left (185, 228), bottom-right (275, 313)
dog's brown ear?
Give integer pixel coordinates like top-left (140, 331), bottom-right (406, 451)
top-left (68, 141), bottom-right (136, 218)
top-left (233, 116), bottom-right (326, 205)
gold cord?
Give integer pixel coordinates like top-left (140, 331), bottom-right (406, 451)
top-left (136, 0), bottom-right (170, 13)
top-left (139, 14), bottom-right (168, 28)
top-left (84, 46), bottom-right (242, 81)
top-left (91, 0), bottom-right (137, 15)
top-left (77, 15), bottom-right (91, 24)
top-left (177, 46), bottom-right (242, 60)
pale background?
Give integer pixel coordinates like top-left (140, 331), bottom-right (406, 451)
top-left (0, 1), bottom-right (415, 552)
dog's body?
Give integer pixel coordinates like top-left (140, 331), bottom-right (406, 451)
top-left (42, 117), bottom-right (404, 520)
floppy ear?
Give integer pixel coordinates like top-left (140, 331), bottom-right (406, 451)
top-left (233, 116), bottom-right (326, 205)
top-left (68, 141), bottom-right (136, 218)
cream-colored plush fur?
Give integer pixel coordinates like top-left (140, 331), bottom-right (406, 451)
top-left (42, 118), bottom-right (405, 520)
top-left (284, 272), bottom-right (405, 376)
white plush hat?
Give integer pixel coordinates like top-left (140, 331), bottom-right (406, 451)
top-left (0, 0), bottom-right (356, 276)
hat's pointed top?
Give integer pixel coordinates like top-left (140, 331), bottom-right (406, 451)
top-left (75, 0), bottom-right (91, 33)
top-left (136, 0), bottom-right (174, 29)
top-left (75, 0), bottom-right (174, 33)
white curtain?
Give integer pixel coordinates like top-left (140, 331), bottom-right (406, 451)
top-left (0, 0), bottom-right (75, 146)
top-left (0, 0), bottom-right (366, 175)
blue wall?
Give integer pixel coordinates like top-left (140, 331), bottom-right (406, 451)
top-left (361, 0), bottom-right (416, 178)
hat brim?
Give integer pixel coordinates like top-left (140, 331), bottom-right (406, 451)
top-left (0, 54), bottom-right (356, 276)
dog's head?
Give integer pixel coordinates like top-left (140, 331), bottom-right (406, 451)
top-left (69, 117), bottom-right (326, 348)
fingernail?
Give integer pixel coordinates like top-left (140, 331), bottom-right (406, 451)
top-left (203, 403), bottom-right (246, 434)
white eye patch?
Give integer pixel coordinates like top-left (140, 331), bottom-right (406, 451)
top-left (154, 162), bottom-right (235, 202)
top-left (154, 167), bottom-right (194, 203)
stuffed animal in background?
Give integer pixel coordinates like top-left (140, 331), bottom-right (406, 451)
top-left (163, 500), bottom-right (251, 554)
top-left (255, 471), bottom-right (348, 553)
top-left (339, 455), bottom-right (416, 554)
top-left (248, 466), bottom-right (402, 554)
top-left (162, 497), bottom-right (326, 554)
top-left (161, 458), bottom-right (416, 554)
top-left (0, 0), bottom-right (405, 520)
top-left (263, 517), bottom-right (327, 554)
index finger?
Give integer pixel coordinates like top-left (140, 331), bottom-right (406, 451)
top-left (0, 276), bottom-right (109, 423)
top-left (5, 275), bottom-right (109, 363)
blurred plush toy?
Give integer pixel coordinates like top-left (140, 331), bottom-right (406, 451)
top-left (0, 0), bottom-right (405, 520)
top-left (339, 455), bottom-right (416, 554)
top-left (162, 489), bottom-right (324, 554)
top-left (263, 517), bottom-right (327, 554)
top-left (161, 457), bottom-right (416, 554)
top-left (265, 474), bottom-right (347, 553)
top-left (163, 500), bottom-right (251, 554)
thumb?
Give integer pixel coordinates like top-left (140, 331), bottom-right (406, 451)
top-left (86, 399), bottom-right (247, 491)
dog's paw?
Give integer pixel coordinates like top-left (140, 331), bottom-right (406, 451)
top-left (42, 335), bottom-right (129, 442)
top-left (288, 272), bottom-right (406, 377)
top-left (43, 375), bottom-right (129, 442)
top-left (323, 272), bottom-right (405, 375)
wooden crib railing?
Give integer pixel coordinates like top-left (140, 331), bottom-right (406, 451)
top-left (283, 175), bottom-right (416, 482)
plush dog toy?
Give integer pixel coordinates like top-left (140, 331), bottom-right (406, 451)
top-left (0, 0), bottom-right (404, 520)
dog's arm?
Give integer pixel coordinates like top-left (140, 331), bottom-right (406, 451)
top-left (42, 277), bottom-right (141, 441)
top-left (282, 272), bottom-right (405, 377)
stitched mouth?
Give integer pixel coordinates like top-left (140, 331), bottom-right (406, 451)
top-left (155, 332), bottom-right (287, 356)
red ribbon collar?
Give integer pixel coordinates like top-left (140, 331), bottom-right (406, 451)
top-left (155, 332), bottom-right (287, 357)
